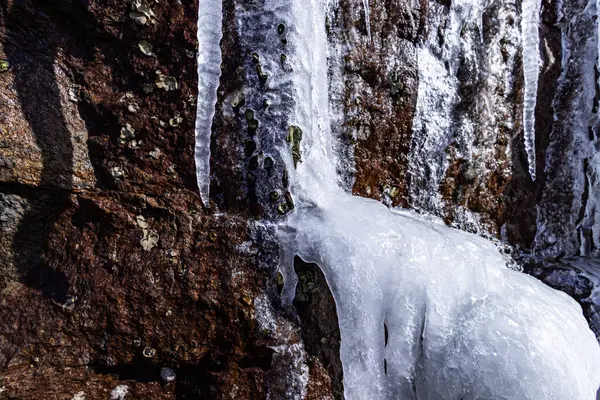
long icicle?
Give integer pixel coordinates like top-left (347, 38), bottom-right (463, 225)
top-left (521, 0), bottom-right (541, 180)
top-left (195, 0), bottom-right (223, 206)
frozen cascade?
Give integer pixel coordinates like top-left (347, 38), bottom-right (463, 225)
top-left (193, 0), bottom-right (600, 398)
top-left (274, 0), bottom-right (600, 398)
top-left (194, 0), bottom-right (223, 206)
top-left (282, 196), bottom-right (600, 399)
top-left (521, 0), bottom-right (541, 180)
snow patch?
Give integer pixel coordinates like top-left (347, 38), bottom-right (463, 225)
top-left (71, 392), bottom-right (85, 400)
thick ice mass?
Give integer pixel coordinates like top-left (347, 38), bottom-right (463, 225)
top-left (521, 0), bottom-right (541, 180)
top-left (280, 195), bottom-right (600, 399)
top-left (277, 0), bottom-right (600, 396)
top-left (195, 0), bottom-right (223, 206)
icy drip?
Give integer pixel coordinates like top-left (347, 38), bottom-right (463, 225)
top-left (521, 0), bottom-right (541, 181)
top-left (194, 0), bottom-right (223, 206)
top-left (275, 0), bottom-right (600, 398)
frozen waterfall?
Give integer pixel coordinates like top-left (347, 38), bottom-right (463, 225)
top-left (281, 195), bottom-right (600, 399)
top-left (194, 0), bottom-right (600, 398)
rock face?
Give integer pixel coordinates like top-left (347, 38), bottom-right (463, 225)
top-left (0, 0), bottom-right (599, 398)
top-left (0, 0), bottom-right (322, 398)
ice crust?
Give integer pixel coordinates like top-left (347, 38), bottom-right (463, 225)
top-left (521, 0), bottom-right (541, 180)
top-left (409, 0), bottom-right (520, 230)
top-left (533, 0), bottom-right (600, 258)
top-left (194, 0), bottom-right (223, 206)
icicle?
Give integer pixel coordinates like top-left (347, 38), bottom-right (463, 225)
top-left (363, 0), bottom-right (371, 41)
top-left (195, 0), bottom-right (223, 206)
top-left (597, 0), bottom-right (600, 104)
top-left (521, 0), bottom-right (541, 180)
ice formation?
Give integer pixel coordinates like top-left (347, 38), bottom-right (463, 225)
top-left (277, 0), bottom-right (600, 397)
top-left (533, 0), bottom-right (600, 258)
top-left (409, 0), bottom-right (520, 230)
top-left (521, 0), bottom-right (541, 180)
top-left (194, 0), bottom-right (223, 206)
top-left (280, 196), bottom-right (600, 399)
top-left (193, 0), bottom-right (600, 397)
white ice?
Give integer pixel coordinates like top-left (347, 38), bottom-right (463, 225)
top-left (363, 0), bottom-right (371, 41)
top-left (521, 0), bottom-right (541, 180)
top-left (195, 0), bottom-right (223, 206)
top-left (280, 194), bottom-right (600, 399)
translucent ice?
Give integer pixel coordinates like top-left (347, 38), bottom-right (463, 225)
top-left (521, 0), bottom-right (541, 180)
top-left (533, 0), bottom-right (599, 257)
top-left (195, 0), bottom-right (223, 206)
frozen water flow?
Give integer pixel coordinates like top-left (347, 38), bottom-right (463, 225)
top-left (521, 0), bottom-right (541, 180)
top-left (273, 0), bottom-right (600, 397)
top-left (195, 0), bottom-right (223, 206)
top-left (287, 0), bottom-right (340, 203)
top-left (278, 0), bottom-right (600, 397)
top-left (280, 195), bottom-right (600, 399)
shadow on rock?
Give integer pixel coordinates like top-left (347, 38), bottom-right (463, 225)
top-left (1, 0), bottom-right (109, 302)
top-left (293, 256), bottom-right (344, 400)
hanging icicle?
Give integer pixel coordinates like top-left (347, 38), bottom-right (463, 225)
top-left (521, 0), bottom-right (542, 180)
top-left (195, 0), bottom-right (223, 206)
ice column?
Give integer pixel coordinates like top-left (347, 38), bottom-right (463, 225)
top-left (195, 0), bottom-right (223, 206)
